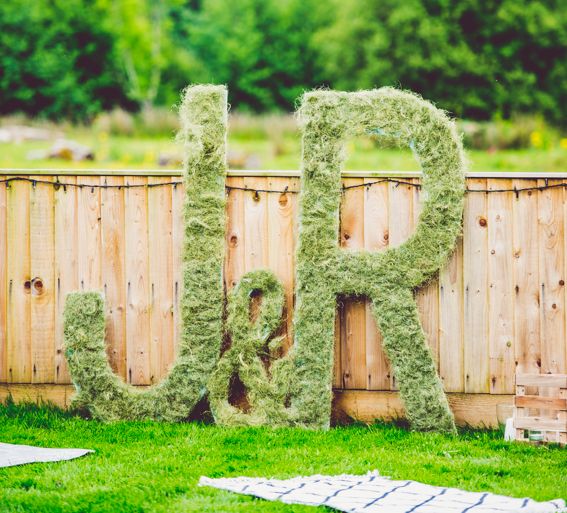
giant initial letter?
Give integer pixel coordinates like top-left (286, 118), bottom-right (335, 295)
top-left (63, 85), bottom-right (228, 421)
top-left (291, 88), bottom-right (465, 432)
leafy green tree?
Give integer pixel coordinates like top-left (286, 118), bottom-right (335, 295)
top-left (0, 0), bottom-right (129, 120)
top-left (95, 0), bottom-right (191, 108)
top-left (185, 0), bottom-right (329, 111)
top-left (0, 0), bottom-right (565, 121)
top-left (315, 0), bottom-right (567, 123)
top-left (472, 0), bottom-right (567, 123)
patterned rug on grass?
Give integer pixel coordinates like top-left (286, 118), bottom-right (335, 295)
top-left (200, 471), bottom-right (566, 513)
top-left (0, 442), bottom-right (93, 468)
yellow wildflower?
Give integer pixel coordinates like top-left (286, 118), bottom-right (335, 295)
top-left (530, 131), bottom-right (543, 148)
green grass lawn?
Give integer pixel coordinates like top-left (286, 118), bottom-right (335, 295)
top-left (0, 402), bottom-right (565, 513)
top-left (2, 132), bottom-right (567, 172)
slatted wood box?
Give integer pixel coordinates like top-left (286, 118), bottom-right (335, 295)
top-left (514, 374), bottom-right (567, 446)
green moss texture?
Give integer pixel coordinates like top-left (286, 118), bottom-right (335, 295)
top-left (208, 270), bottom-right (294, 426)
top-left (290, 88), bottom-right (465, 432)
top-left (64, 86), bottom-right (464, 432)
top-left (63, 84), bottom-right (228, 421)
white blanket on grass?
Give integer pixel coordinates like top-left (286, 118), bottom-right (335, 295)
top-left (200, 471), bottom-right (567, 513)
top-left (0, 442), bottom-right (93, 468)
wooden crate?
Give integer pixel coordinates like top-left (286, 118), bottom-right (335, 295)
top-left (514, 373), bottom-right (567, 446)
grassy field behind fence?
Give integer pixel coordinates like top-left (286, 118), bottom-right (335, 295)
top-left (4, 137), bottom-right (567, 173)
top-left (2, 116), bottom-right (567, 172)
top-left (0, 402), bottom-right (565, 513)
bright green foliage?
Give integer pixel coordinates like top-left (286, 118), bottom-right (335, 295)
top-left (95, 0), bottom-right (190, 107)
top-left (0, 0), bottom-right (129, 120)
top-left (316, 0), bottom-right (567, 124)
top-left (1, 403), bottom-right (566, 512)
top-left (63, 85), bottom-right (227, 421)
top-left (208, 270), bottom-right (294, 426)
top-left (291, 88), bottom-right (465, 432)
top-left (1, 0), bottom-right (565, 121)
top-left (185, 0), bottom-right (328, 111)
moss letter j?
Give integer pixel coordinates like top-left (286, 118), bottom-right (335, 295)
top-left (63, 85), bottom-right (228, 421)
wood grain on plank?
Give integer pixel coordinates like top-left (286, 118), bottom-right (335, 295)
top-left (539, 180), bottom-right (566, 374)
top-left (439, 237), bottom-right (464, 392)
top-left (267, 177), bottom-right (297, 352)
top-left (171, 181), bottom-right (184, 356)
top-left (224, 177), bottom-right (246, 292)
top-left (515, 395), bottom-right (566, 409)
top-left (516, 373), bottom-right (567, 387)
top-left (125, 177), bottom-right (150, 385)
top-left (54, 177), bottom-right (78, 384)
top-left (340, 178), bottom-right (366, 390)
top-left (487, 180), bottom-right (515, 394)
top-left (333, 307), bottom-right (342, 388)
top-left (512, 180), bottom-right (540, 382)
top-left (363, 179), bottom-right (390, 390)
top-left (77, 177), bottom-right (101, 290)
top-left (514, 417), bottom-right (566, 431)
top-left (101, 176), bottom-right (126, 379)
top-left (30, 176), bottom-right (55, 383)
top-left (412, 179), bottom-right (441, 369)
top-left (0, 383), bottom-right (75, 408)
top-left (463, 179), bottom-right (490, 393)
top-left (333, 390), bottom-right (513, 428)
top-left (387, 181), bottom-right (414, 390)
top-left (6, 179), bottom-right (31, 382)
top-left (243, 176), bottom-right (269, 272)
top-left (148, 177), bottom-right (174, 381)
top-left (0, 179), bottom-right (6, 382)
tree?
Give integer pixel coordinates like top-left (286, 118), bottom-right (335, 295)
top-left (0, 0), bottom-right (129, 120)
top-left (96, 0), bottom-right (189, 108)
top-left (186, 0), bottom-right (329, 111)
top-left (314, 0), bottom-right (567, 123)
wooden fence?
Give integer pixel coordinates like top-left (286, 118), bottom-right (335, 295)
top-left (1, 169), bottom-right (566, 426)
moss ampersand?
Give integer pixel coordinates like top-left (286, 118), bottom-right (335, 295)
top-left (64, 84), bottom-right (228, 421)
top-left (290, 88), bottom-right (465, 432)
top-left (208, 270), bottom-right (294, 426)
